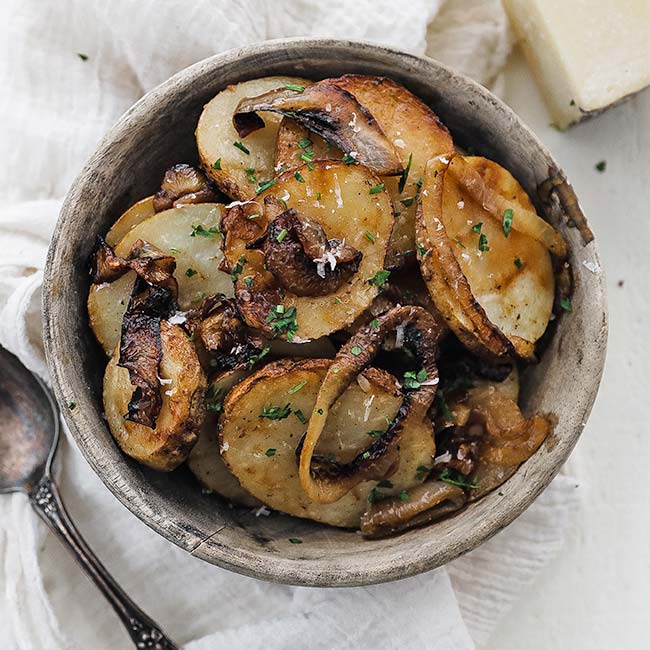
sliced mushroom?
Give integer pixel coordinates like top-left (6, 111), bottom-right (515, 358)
top-left (233, 82), bottom-right (404, 176)
top-left (299, 305), bottom-right (445, 504)
top-left (248, 206), bottom-right (362, 297)
top-left (153, 164), bottom-right (220, 212)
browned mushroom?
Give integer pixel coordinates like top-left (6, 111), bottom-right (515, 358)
top-left (152, 164), bottom-right (220, 212)
top-left (233, 82), bottom-right (404, 176)
top-left (247, 207), bottom-right (362, 297)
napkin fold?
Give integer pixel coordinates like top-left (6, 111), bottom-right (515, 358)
top-left (0, 2), bottom-right (579, 648)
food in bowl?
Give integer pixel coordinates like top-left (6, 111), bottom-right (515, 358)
top-left (87, 75), bottom-right (570, 538)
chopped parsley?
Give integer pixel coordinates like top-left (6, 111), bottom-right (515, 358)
top-left (560, 296), bottom-right (573, 312)
top-left (471, 222), bottom-right (483, 234)
top-left (415, 465), bottom-right (430, 481)
top-left (370, 318), bottom-right (379, 330)
top-left (256, 178), bottom-right (278, 194)
top-left (248, 346), bottom-right (270, 368)
top-left (377, 480), bottom-right (393, 488)
top-left (367, 430), bottom-right (384, 438)
top-left (398, 152), bottom-right (413, 193)
top-left (369, 183), bottom-right (385, 195)
top-left (288, 380), bottom-right (307, 394)
top-left (514, 257), bottom-right (523, 269)
top-left (265, 448), bottom-right (277, 457)
top-left (399, 490), bottom-right (409, 502)
top-left (266, 305), bottom-right (298, 340)
top-left (368, 487), bottom-right (385, 504)
top-left (403, 368), bottom-right (427, 390)
top-left (294, 171), bottom-right (306, 183)
top-left (439, 468), bottom-right (478, 489)
top-left (316, 192), bottom-right (322, 201)
top-left (478, 233), bottom-right (490, 252)
top-left (294, 409), bottom-right (307, 424)
top-left (191, 224), bottom-right (219, 238)
top-left (288, 537), bottom-right (303, 544)
top-left (169, 247), bottom-right (181, 254)
top-left (364, 230), bottom-right (376, 243)
top-left (212, 158), bottom-right (222, 170)
top-left (68, 401), bottom-right (77, 410)
top-left (307, 162), bottom-right (315, 171)
top-left (502, 208), bottom-right (514, 237)
top-left (260, 404), bottom-right (292, 420)
top-left (244, 276), bottom-right (255, 289)
top-left (245, 167), bottom-right (257, 183)
top-left (314, 408), bottom-right (324, 415)
top-left (185, 268), bottom-right (198, 278)
top-left (77, 53), bottom-right (89, 61)
top-left (368, 269), bottom-right (391, 288)
top-left (247, 213), bottom-right (260, 220)
top-left (230, 255), bottom-right (247, 283)
top-left (342, 153), bottom-right (357, 165)
top-left (284, 83), bottom-right (305, 92)
top-left (350, 346), bottom-right (362, 356)
top-left (417, 243), bottom-right (430, 258)
top-left (400, 197), bottom-right (415, 207)
top-left (205, 385), bottom-right (225, 413)
top-left (233, 140), bottom-right (250, 155)
top-left (276, 228), bottom-right (288, 243)
top-left (595, 160), bottom-right (607, 173)
top-left (298, 138), bottom-right (312, 150)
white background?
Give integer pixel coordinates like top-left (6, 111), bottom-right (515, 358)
top-left (489, 50), bottom-right (650, 649)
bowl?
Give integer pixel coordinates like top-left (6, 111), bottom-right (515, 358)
top-left (42, 38), bottom-right (607, 587)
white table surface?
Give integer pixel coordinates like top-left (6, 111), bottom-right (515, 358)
top-left (486, 50), bottom-right (650, 649)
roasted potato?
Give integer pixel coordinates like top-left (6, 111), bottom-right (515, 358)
top-left (103, 321), bottom-right (206, 471)
top-left (105, 196), bottom-right (155, 247)
top-left (416, 155), bottom-right (556, 359)
top-left (220, 359), bottom-right (435, 528)
top-left (196, 77), bottom-right (310, 200)
top-left (222, 160), bottom-right (395, 340)
top-left (274, 118), bottom-right (342, 171)
top-left (187, 369), bottom-right (261, 507)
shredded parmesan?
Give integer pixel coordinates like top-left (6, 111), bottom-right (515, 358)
top-left (363, 394), bottom-right (375, 422)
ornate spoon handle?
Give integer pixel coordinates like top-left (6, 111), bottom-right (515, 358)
top-left (30, 475), bottom-right (178, 649)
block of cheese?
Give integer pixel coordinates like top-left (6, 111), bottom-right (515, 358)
top-left (504, 0), bottom-right (650, 129)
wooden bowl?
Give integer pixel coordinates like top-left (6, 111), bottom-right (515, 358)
top-left (42, 39), bottom-right (607, 586)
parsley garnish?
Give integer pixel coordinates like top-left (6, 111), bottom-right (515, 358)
top-left (369, 183), bottom-right (385, 195)
top-left (298, 138), bottom-right (312, 150)
top-left (248, 346), bottom-right (270, 368)
top-left (398, 152), bottom-right (413, 193)
top-left (403, 368), bottom-right (427, 390)
top-left (368, 269), bottom-right (391, 288)
top-left (265, 448), bottom-right (276, 457)
top-left (368, 487), bottom-right (385, 504)
top-left (400, 197), bottom-right (414, 207)
top-left (288, 380), bottom-right (307, 394)
top-left (276, 228), bottom-right (288, 243)
top-left (370, 318), bottom-right (379, 330)
top-left (244, 276), bottom-right (254, 289)
top-left (471, 222), bottom-right (483, 234)
top-left (245, 167), bottom-right (257, 183)
top-left (266, 305), bottom-right (298, 340)
top-left (342, 153), bottom-right (357, 165)
top-left (284, 84), bottom-right (305, 92)
top-left (169, 247), bottom-right (181, 254)
top-left (233, 141), bottom-right (250, 155)
top-left (191, 224), bottom-right (219, 238)
top-left (595, 160), bottom-right (607, 173)
top-left (316, 192), bottom-right (322, 201)
top-left (212, 158), bottom-right (222, 170)
top-left (514, 257), bottom-right (523, 269)
top-left (185, 268), bottom-right (198, 278)
top-left (416, 243), bottom-right (430, 258)
top-left (294, 409), bottom-right (307, 424)
top-left (560, 296), bottom-right (573, 312)
top-left (230, 255), bottom-right (247, 283)
top-left (256, 178), bottom-right (278, 194)
top-left (77, 53), bottom-right (89, 61)
top-left (68, 401), bottom-right (77, 410)
top-left (205, 385), bottom-right (225, 413)
top-left (415, 465), bottom-right (430, 481)
top-left (293, 171), bottom-right (305, 183)
top-left (439, 468), bottom-right (478, 489)
top-left (247, 213), bottom-right (260, 220)
top-left (367, 430), bottom-right (384, 438)
top-left (478, 233), bottom-right (490, 252)
top-left (350, 346), bottom-right (362, 356)
top-left (399, 490), bottom-right (409, 502)
top-left (260, 404), bottom-right (292, 420)
top-left (502, 208), bottom-right (514, 237)
top-left (364, 230), bottom-right (376, 243)
top-left (377, 480), bottom-right (393, 488)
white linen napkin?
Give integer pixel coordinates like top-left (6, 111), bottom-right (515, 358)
top-left (0, 2), bottom-right (580, 648)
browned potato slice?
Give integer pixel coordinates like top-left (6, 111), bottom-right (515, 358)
top-left (105, 196), bottom-right (155, 247)
top-left (103, 321), bottom-right (206, 471)
top-left (223, 160), bottom-right (395, 340)
top-left (188, 369), bottom-right (261, 507)
top-left (417, 154), bottom-right (555, 359)
top-left (274, 118), bottom-right (342, 171)
top-left (196, 77), bottom-right (310, 200)
top-left (220, 359), bottom-right (435, 528)
top-left (89, 203), bottom-right (231, 355)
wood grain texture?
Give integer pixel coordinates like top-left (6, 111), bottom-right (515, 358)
top-left (41, 39), bottom-right (607, 587)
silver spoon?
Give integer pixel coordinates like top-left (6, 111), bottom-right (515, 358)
top-left (0, 346), bottom-right (178, 649)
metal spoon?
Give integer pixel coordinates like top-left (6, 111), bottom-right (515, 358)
top-left (0, 346), bottom-right (178, 649)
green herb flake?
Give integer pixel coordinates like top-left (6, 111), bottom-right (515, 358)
top-left (377, 480), bottom-right (393, 489)
top-left (514, 257), bottom-right (523, 269)
top-left (256, 178), bottom-right (278, 194)
top-left (169, 247), bottom-right (181, 254)
top-left (185, 268), bottom-right (198, 278)
top-left (260, 404), bottom-right (292, 420)
top-left (400, 197), bottom-right (415, 207)
top-left (248, 346), bottom-right (270, 368)
top-left (307, 162), bottom-right (315, 171)
top-left (478, 233), bottom-right (490, 252)
top-left (362, 451), bottom-right (371, 460)
top-left (403, 368), bottom-right (427, 390)
top-left (247, 213), bottom-right (260, 220)
top-left (342, 153), bottom-right (357, 165)
top-left (245, 167), bottom-right (257, 183)
top-left (314, 408), bottom-right (324, 415)
top-left (439, 468), bottom-right (479, 489)
top-left (364, 230), bottom-right (376, 243)
top-left (398, 152), bottom-right (413, 194)
top-left (77, 53), bottom-right (89, 61)
top-left (502, 208), bottom-right (514, 237)
top-left (367, 430), bottom-right (384, 438)
top-left (560, 296), bottom-right (573, 312)
top-left (370, 318), bottom-right (379, 330)
top-left (368, 269), bottom-right (391, 288)
top-left (276, 228), bottom-right (288, 243)
top-left (368, 487), bottom-right (385, 504)
top-left (288, 537), bottom-right (303, 544)
top-left (265, 448), bottom-right (277, 457)
top-left (416, 243), bottom-right (430, 258)
top-left (233, 141), bottom-right (250, 155)
top-left (298, 138), bottom-right (312, 150)
top-left (294, 171), bottom-right (306, 183)
top-left (595, 160), bottom-right (607, 173)
top-left (212, 158), bottom-right (222, 170)
top-left (455, 238), bottom-right (466, 249)
top-left (285, 83), bottom-right (306, 92)
top-left (68, 401), bottom-right (77, 410)
top-left (350, 346), bottom-right (362, 356)
top-left (266, 305), bottom-right (298, 341)
top-left (415, 465), bottom-right (430, 481)
top-left (191, 224), bottom-right (217, 238)
top-left (230, 255), bottom-right (247, 283)
top-left (471, 222), bottom-right (483, 234)
top-left (369, 183), bottom-right (385, 195)
top-left (205, 385), bottom-right (225, 413)
top-left (288, 380), bottom-right (307, 395)
top-left (399, 489), bottom-right (409, 502)
top-left (294, 409), bottom-right (307, 424)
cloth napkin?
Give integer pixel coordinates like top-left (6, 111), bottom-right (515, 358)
top-left (0, 1), bottom-right (581, 648)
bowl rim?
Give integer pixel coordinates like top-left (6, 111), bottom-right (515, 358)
top-left (43, 37), bottom-right (608, 587)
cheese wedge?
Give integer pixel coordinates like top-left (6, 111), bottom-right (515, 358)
top-left (504, 0), bottom-right (650, 129)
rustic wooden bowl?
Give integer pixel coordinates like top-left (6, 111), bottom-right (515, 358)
top-left (42, 39), bottom-right (607, 587)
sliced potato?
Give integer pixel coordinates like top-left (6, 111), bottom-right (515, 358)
top-left (103, 321), bottom-right (206, 471)
top-left (417, 154), bottom-right (554, 359)
top-left (188, 369), bottom-right (261, 507)
top-left (220, 359), bottom-right (435, 528)
top-left (105, 196), bottom-right (155, 247)
top-left (196, 77), bottom-right (310, 200)
top-left (223, 160), bottom-right (395, 340)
